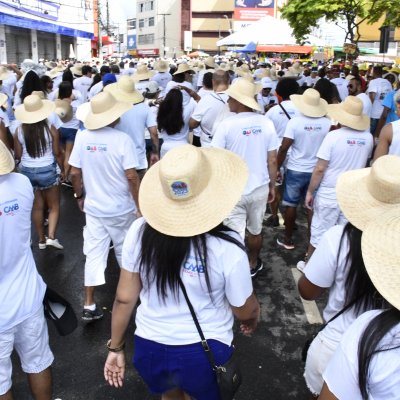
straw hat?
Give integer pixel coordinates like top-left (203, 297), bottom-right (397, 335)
top-left (0, 93), bottom-right (8, 109)
top-left (46, 69), bottom-right (63, 80)
top-left (173, 63), bottom-right (195, 75)
top-left (83, 92), bottom-right (132, 130)
top-left (70, 63), bottom-right (83, 76)
top-left (235, 64), bottom-right (251, 77)
top-left (288, 62), bottom-right (304, 76)
top-left (45, 61), bottom-right (58, 69)
top-left (327, 96), bottom-right (370, 131)
top-left (336, 155), bottom-right (400, 231)
top-left (226, 78), bottom-right (262, 112)
top-left (104, 75), bottom-right (144, 104)
top-left (155, 59), bottom-right (169, 73)
top-left (133, 64), bottom-right (155, 82)
top-left (139, 145), bottom-right (248, 237)
top-left (0, 66), bottom-right (11, 81)
top-left (0, 139), bottom-right (14, 175)
top-left (361, 209), bottom-right (400, 310)
top-left (204, 56), bottom-right (217, 69)
top-left (290, 88), bottom-right (328, 118)
top-left (15, 94), bottom-right (55, 124)
top-left (54, 99), bottom-right (73, 123)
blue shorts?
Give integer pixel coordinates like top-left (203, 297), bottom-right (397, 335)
top-left (282, 169), bottom-right (312, 207)
top-left (133, 335), bottom-right (233, 400)
top-left (20, 163), bottom-right (58, 191)
top-left (60, 127), bottom-right (77, 144)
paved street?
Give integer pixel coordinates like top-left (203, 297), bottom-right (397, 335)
top-left (12, 187), bottom-right (325, 400)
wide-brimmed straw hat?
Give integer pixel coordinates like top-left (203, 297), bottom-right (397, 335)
top-left (0, 93), bottom-right (8, 109)
top-left (104, 75), bottom-right (144, 104)
top-left (336, 155), bottom-right (400, 231)
top-left (0, 139), bottom-right (14, 175)
top-left (70, 63), bottom-right (83, 76)
top-left (204, 56), bottom-right (217, 69)
top-left (15, 94), bottom-right (55, 124)
top-left (54, 99), bottom-right (73, 123)
top-left (235, 64), bottom-right (251, 77)
top-left (290, 88), bottom-right (328, 118)
top-left (45, 61), bottom-right (58, 70)
top-left (0, 66), bottom-right (11, 81)
top-left (139, 145), bottom-right (248, 237)
top-left (361, 209), bottom-right (400, 310)
top-left (173, 63), bottom-right (195, 76)
top-left (327, 96), bottom-right (370, 131)
top-left (83, 92), bottom-right (132, 130)
top-left (226, 78), bottom-right (262, 111)
top-left (155, 59), bottom-right (169, 73)
top-left (46, 69), bottom-right (63, 80)
top-left (133, 64), bottom-right (155, 81)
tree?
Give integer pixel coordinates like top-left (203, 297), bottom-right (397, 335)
top-left (280, 0), bottom-right (400, 45)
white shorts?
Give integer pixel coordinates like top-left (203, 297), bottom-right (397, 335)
top-left (304, 330), bottom-right (338, 396)
top-left (224, 184), bottom-right (269, 238)
top-left (84, 212), bottom-right (136, 287)
top-left (0, 307), bottom-right (54, 395)
top-left (310, 196), bottom-right (347, 248)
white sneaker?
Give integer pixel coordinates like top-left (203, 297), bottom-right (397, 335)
top-left (46, 238), bottom-right (64, 249)
top-left (38, 241), bottom-right (46, 250)
top-left (296, 260), bottom-right (306, 273)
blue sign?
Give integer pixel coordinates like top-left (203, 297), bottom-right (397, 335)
top-left (127, 35), bottom-right (136, 50)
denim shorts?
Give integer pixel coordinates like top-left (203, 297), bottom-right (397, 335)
top-left (60, 127), bottom-right (77, 144)
top-left (20, 163), bottom-right (58, 190)
top-left (282, 169), bottom-right (312, 207)
top-left (133, 335), bottom-right (233, 400)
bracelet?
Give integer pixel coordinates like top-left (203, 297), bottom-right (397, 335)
top-left (106, 339), bottom-right (125, 353)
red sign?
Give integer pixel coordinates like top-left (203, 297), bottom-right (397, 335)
top-left (234, 7), bottom-right (275, 21)
top-left (137, 48), bottom-right (160, 56)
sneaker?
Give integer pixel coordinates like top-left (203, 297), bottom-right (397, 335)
top-left (276, 235), bottom-right (295, 250)
top-left (296, 260), bottom-right (306, 273)
top-left (38, 241), bottom-right (46, 250)
top-left (46, 238), bottom-right (64, 249)
top-left (264, 214), bottom-right (279, 227)
top-left (82, 305), bottom-right (104, 322)
top-left (250, 258), bottom-right (264, 278)
top-left (61, 180), bottom-right (73, 188)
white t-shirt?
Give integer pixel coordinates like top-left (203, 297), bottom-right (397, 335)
top-left (256, 93), bottom-right (278, 114)
top-left (116, 102), bottom-right (157, 170)
top-left (330, 77), bottom-right (349, 101)
top-left (88, 81), bottom-right (103, 100)
top-left (68, 127), bottom-right (138, 217)
top-left (1, 73), bottom-right (17, 98)
top-left (122, 217), bottom-right (253, 345)
top-left (389, 119), bottom-right (400, 156)
top-left (357, 92), bottom-right (372, 118)
top-left (49, 90), bottom-right (83, 130)
top-left (324, 309), bottom-right (400, 400)
top-left (284, 115), bottom-right (331, 173)
top-left (304, 225), bottom-right (359, 342)
top-left (367, 77), bottom-right (393, 119)
top-left (0, 173), bottom-right (46, 333)
top-left (74, 75), bottom-right (93, 102)
top-left (151, 72), bottom-right (172, 97)
top-left (0, 108), bottom-right (10, 128)
top-left (265, 100), bottom-right (300, 141)
top-left (191, 91), bottom-right (229, 147)
top-left (316, 127), bottom-right (373, 203)
top-left (135, 80), bottom-right (150, 95)
top-left (211, 112), bottom-right (279, 194)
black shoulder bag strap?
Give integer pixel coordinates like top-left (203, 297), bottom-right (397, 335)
top-left (323, 294), bottom-right (364, 329)
top-left (178, 278), bottom-right (221, 372)
top-left (278, 102), bottom-right (291, 120)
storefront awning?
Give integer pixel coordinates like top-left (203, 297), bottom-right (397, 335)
top-left (256, 45), bottom-right (312, 54)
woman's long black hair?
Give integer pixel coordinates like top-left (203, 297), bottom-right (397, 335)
top-left (157, 89), bottom-right (184, 135)
top-left (20, 71), bottom-right (43, 102)
top-left (22, 120), bottom-right (51, 158)
top-left (58, 81), bottom-right (73, 100)
top-left (138, 222), bottom-right (245, 301)
top-left (358, 307), bottom-right (400, 399)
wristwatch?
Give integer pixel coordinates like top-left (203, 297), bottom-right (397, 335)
top-left (74, 192), bottom-right (84, 200)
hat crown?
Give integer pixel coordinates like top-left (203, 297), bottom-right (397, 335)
top-left (302, 89), bottom-right (321, 107)
top-left (118, 76), bottom-right (136, 93)
top-left (160, 146), bottom-right (208, 201)
top-left (137, 64), bottom-right (149, 74)
top-left (344, 96), bottom-right (363, 116)
top-left (91, 92), bottom-right (117, 115)
top-left (367, 155), bottom-right (400, 204)
top-left (24, 94), bottom-right (45, 112)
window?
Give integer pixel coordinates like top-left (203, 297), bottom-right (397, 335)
top-left (139, 19), bottom-right (145, 28)
top-left (138, 3), bottom-right (144, 12)
top-left (148, 17), bottom-right (154, 27)
top-left (150, 1), bottom-right (154, 10)
top-left (138, 34), bottom-right (154, 45)
top-left (127, 19), bottom-right (136, 29)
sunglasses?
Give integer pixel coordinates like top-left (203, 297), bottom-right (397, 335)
top-left (348, 85), bottom-right (354, 89)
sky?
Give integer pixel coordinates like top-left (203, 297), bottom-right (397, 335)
top-left (108, 0), bottom-right (135, 30)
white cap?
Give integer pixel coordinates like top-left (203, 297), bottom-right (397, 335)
top-left (261, 77), bottom-right (273, 89)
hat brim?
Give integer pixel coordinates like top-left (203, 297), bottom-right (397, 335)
top-left (14, 100), bottom-right (55, 124)
top-left (133, 71), bottom-right (155, 81)
top-left (70, 67), bottom-right (82, 76)
top-left (226, 86), bottom-right (262, 112)
top-left (84, 101), bottom-right (132, 130)
top-left (362, 209), bottom-right (400, 310)
top-left (173, 68), bottom-right (195, 76)
top-left (327, 104), bottom-right (370, 131)
top-left (139, 147), bottom-right (248, 237)
top-left (336, 168), bottom-right (398, 231)
top-left (104, 83), bottom-right (144, 105)
top-left (156, 65), bottom-right (169, 73)
top-left (76, 102), bottom-right (91, 123)
top-left (290, 94), bottom-right (328, 117)
top-left (0, 140), bottom-right (15, 175)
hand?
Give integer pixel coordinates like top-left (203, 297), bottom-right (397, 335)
top-left (240, 318), bottom-right (258, 336)
top-left (149, 152), bottom-right (159, 166)
top-left (76, 198), bottom-right (84, 212)
top-left (104, 351), bottom-right (126, 388)
top-left (276, 170), bottom-right (282, 185)
top-left (305, 191), bottom-right (314, 210)
top-left (267, 186), bottom-right (275, 203)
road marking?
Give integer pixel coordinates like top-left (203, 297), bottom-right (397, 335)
top-left (291, 268), bottom-right (323, 325)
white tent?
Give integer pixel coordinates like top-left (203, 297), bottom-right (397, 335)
top-left (217, 16), bottom-right (326, 47)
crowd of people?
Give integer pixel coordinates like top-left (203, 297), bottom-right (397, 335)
top-left (1, 54), bottom-right (400, 400)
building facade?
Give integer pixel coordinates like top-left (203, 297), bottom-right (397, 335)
top-left (0, 0), bottom-right (95, 64)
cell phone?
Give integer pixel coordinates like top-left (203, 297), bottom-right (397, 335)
top-left (269, 100), bottom-right (275, 105)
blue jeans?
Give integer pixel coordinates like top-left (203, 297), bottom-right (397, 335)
top-left (20, 163), bottom-right (58, 190)
top-left (282, 169), bottom-right (312, 207)
top-left (133, 335), bottom-right (233, 400)
top-left (60, 128), bottom-right (77, 144)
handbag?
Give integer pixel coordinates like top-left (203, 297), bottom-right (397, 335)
top-left (178, 278), bottom-right (242, 400)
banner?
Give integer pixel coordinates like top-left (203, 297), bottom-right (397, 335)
top-left (234, 0), bottom-right (275, 21)
top-left (127, 35), bottom-right (136, 50)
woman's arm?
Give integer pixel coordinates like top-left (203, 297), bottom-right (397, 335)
top-left (319, 383), bottom-right (338, 400)
top-left (298, 275), bottom-right (325, 301)
top-left (50, 125), bottom-right (65, 178)
top-left (13, 129), bottom-right (22, 161)
top-left (231, 293), bottom-right (260, 335)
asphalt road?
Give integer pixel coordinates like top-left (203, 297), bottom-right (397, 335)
top-left (12, 186), bottom-right (325, 400)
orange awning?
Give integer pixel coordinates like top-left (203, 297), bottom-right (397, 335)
top-left (256, 45), bottom-right (312, 54)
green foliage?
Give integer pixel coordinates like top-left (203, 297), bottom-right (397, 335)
top-left (280, 0), bottom-right (400, 45)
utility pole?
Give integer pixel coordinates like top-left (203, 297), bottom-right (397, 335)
top-left (106, 0), bottom-right (110, 35)
top-left (97, 0), bottom-right (103, 61)
top-left (158, 13), bottom-right (171, 58)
